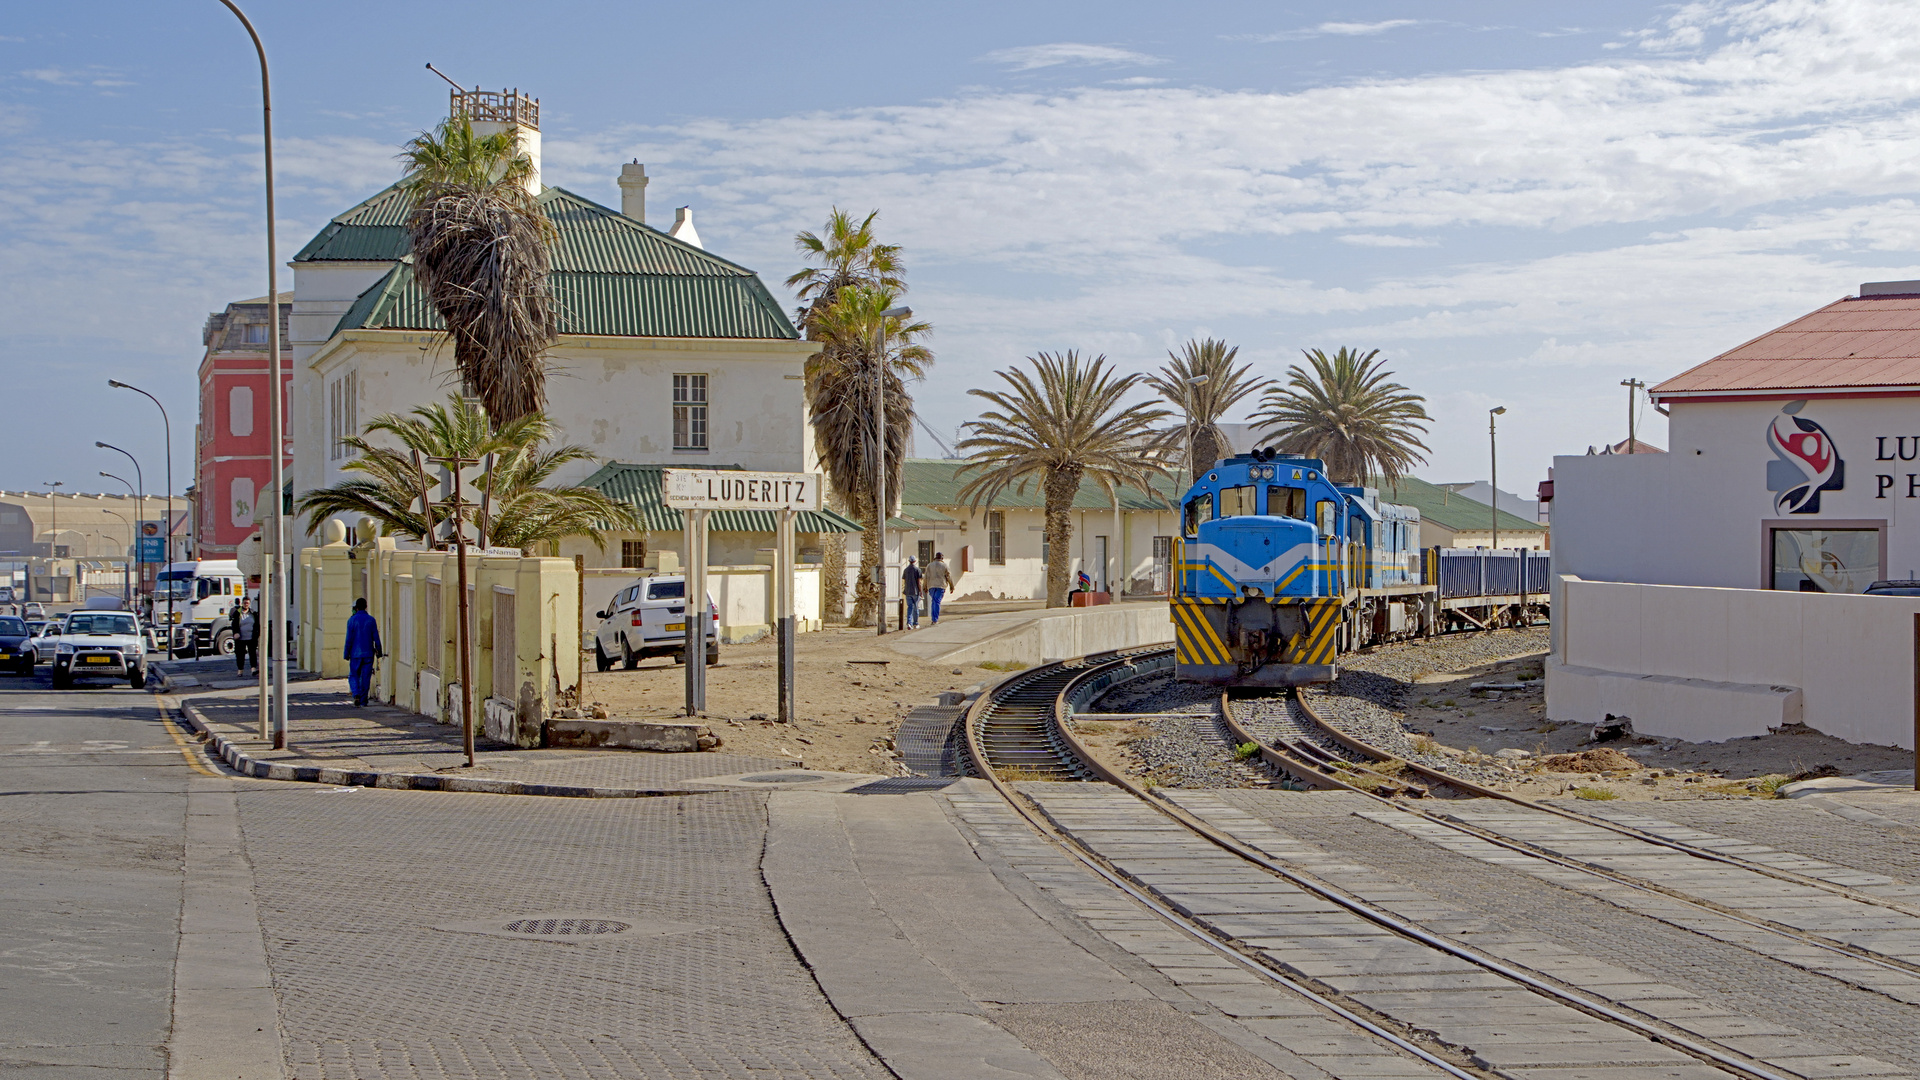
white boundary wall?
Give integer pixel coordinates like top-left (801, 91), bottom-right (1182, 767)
top-left (1549, 574), bottom-right (1918, 749)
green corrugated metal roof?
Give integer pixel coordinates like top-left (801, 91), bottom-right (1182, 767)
top-left (334, 263), bottom-right (797, 340)
top-left (1372, 474), bottom-right (1543, 534)
top-left (581, 463), bottom-right (862, 534)
top-left (301, 185), bottom-right (798, 340)
top-left (898, 459), bottom-right (1180, 512)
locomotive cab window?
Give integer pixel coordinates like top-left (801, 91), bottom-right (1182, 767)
top-left (1266, 486), bottom-right (1306, 519)
top-left (1183, 493), bottom-right (1213, 537)
top-left (1315, 500), bottom-right (1337, 539)
top-left (1218, 485), bottom-right (1256, 518)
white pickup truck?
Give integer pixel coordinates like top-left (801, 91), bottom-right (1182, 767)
top-left (48, 601), bottom-right (150, 690)
top-left (592, 574), bottom-right (719, 670)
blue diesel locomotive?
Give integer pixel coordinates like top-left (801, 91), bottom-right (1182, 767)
top-left (1171, 448), bottom-right (1435, 686)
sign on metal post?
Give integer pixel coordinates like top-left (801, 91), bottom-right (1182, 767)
top-left (137, 521), bottom-right (166, 563)
top-left (663, 470), bottom-right (821, 720)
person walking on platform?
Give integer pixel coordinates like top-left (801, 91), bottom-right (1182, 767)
top-left (343, 597), bottom-right (383, 707)
top-left (902, 557), bottom-right (924, 629)
top-left (924, 553), bottom-right (955, 625)
top-left (234, 599), bottom-right (258, 676)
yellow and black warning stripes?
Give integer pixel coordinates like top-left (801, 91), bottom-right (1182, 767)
top-left (1299, 599), bottom-right (1343, 665)
top-left (1172, 598), bottom-right (1231, 666)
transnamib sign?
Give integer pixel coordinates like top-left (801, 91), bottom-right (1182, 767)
top-left (663, 470), bottom-right (822, 512)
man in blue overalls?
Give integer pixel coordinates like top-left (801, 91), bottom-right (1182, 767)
top-left (343, 597), bottom-right (383, 707)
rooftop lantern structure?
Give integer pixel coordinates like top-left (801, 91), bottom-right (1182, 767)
top-left (445, 83), bottom-right (543, 193)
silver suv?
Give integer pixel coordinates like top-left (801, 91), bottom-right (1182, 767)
top-left (49, 609), bottom-right (149, 689)
top-left (592, 575), bottom-right (719, 671)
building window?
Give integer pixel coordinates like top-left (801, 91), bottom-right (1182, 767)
top-left (229, 478), bottom-right (255, 528)
top-left (1152, 536), bottom-right (1173, 594)
top-left (987, 511), bottom-right (1005, 565)
top-left (229, 385), bottom-right (254, 438)
top-left (1770, 528), bottom-right (1880, 593)
top-left (328, 371), bottom-right (358, 461)
top-left (673, 373), bottom-right (708, 451)
top-left (242, 323), bottom-right (269, 345)
top-left (621, 539), bottom-right (647, 569)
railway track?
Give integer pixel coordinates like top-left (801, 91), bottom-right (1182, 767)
top-left (959, 644), bottom-right (1920, 1080)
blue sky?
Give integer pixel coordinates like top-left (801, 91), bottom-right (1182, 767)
top-left (7, 0), bottom-right (1920, 502)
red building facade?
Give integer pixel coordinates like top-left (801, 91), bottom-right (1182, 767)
top-left (195, 293), bottom-right (291, 557)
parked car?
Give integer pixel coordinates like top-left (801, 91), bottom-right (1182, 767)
top-left (48, 608), bottom-right (149, 689)
top-left (23, 602), bottom-right (45, 620)
top-left (1865, 580), bottom-right (1920, 596)
top-left (31, 616), bottom-right (64, 663)
top-left (592, 574), bottom-right (719, 671)
top-left (0, 616), bottom-right (34, 675)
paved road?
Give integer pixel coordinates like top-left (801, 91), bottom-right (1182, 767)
top-left (0, 662), bottom-right (190, 1078)
top-left (0, 664), bottom-right (890, 1079)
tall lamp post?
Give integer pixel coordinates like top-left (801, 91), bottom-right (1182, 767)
top-left (108, 383), bottom-right (174, 650)
top-left (96, 444), bottom-right (146, 558)
top-left (1488, 406), bottom-right (1507, 551)
top-left (210, 0), bottom-right (288, 749)
top-left (41, 481), bottom-right (63, 606)
top-left (101, 509), bottom-right (133, 604)
top-left (874, 304), bottom-right (911, 636)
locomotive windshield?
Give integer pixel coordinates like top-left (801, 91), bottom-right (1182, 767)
top-left (1267, 486), bottom-right (1306, 519)
top-left (1183, 494), bottom-right (1213, 537)
top-left (1218, 486), bottom-right (1256, 517)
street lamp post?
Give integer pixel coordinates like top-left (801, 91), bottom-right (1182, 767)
top-left (108, 383), bottom-right (174, 653)
top-left (210, 0), bottom-right (288, 749)
top-left (1488, 406), bottom-right (1507, 551)
top-left (874, 304), bottom-right (911, 636)
top-left (96, 445), bottom-right (146, 589)
top-left (101, 509), bottom-right (133, 604)
top-left (41, 481), bottom-right (63, 606)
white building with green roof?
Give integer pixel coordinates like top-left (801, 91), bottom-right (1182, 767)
top-left (287, 88), bottom-right (824, 568)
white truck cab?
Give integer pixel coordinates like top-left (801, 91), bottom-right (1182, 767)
top-left (154, 560), bottom-right (249, 656)
top-left (592, 574), bottom-right (719, 670)
top-left (49, 598), bottom-right (148, 689)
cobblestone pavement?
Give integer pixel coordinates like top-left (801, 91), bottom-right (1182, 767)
top-left (189, 690), bottom-right (790, 787)
top-left (1213, 790), bottom-right (1920, 1068)
top-left (235, 782), bottom-right (889, 1080)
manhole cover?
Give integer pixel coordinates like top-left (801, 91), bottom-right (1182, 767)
top-left (740, 772), bottom-right (826, 783)
top-left (501, 918), bottom-right (630, 936)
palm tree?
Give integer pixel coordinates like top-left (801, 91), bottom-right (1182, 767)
top-left (399, 117), bottom-right (559, 428)
top-left (1251, 347), bottom-right (1430, 485)
top-left (1142, 338), bottom-right (1269, 479)
top-left (788, 209), bottom-right (911, 623)
top-left (807, 286), bottom-right (932, 627)
top-left (957, 352), bottom-right (1174, 608)
top-left (297, 396), bottom-right (639, 554)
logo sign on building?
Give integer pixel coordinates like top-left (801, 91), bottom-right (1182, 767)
top-left (1765, 401), bottom-right (1844, 514)
top-left (136, 520), bottom-right (167, 563)
top-left (663, 470), bottom-right (822, 512)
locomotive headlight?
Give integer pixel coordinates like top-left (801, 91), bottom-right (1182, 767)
top-left (1242, 586), bottom-right (1264, 598)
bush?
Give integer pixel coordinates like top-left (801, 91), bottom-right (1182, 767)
top-left (1233, 741), bottom-right (1261, 761)
top-left (1572, 785), bottom-right (1618, 800)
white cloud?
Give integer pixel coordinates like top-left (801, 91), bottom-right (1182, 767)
top-left (1232, 19), bottom-right (1420, 43)
top-left (1340, 233), bottom-right (1438, 247)
top-left (18, 65), bottom-right (131, 88)
top-left (978, 43), bottom-right (1165, 71)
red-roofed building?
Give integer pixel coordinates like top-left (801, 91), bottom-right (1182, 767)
top-left (1552, 280), bottom-right (1920, 596)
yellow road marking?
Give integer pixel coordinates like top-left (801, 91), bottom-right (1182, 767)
top-left (154, 699), bottom-right (228, 778)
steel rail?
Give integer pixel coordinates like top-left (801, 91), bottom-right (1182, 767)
top-left (962, 649), bottom-right (1793, 1080)
top-left (957, 654), bottom-right (1485, 1080)
top-left (1277, 689), bottom-right (1920, 978)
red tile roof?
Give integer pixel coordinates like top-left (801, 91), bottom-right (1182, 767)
top-left (1653, 292), bottom-right (1920, 399)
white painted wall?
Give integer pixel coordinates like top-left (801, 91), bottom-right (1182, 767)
top-left (1556, 395), bottom-right (1920, 589)
top-left (1549, 575), bottom-right (1919, 749)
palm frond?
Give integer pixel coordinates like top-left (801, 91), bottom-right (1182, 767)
top-left (1250, 347), bottom-right (1430, 485)
top-left (1142, 338), bottom-right (1270, 475)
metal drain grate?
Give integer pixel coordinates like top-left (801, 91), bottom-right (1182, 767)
top-left (848, 777), bottom-right (958, 795)
top-left (740, 772), bottom-right (827, 783)
top-left (502, 918), bottom-right (630, 936)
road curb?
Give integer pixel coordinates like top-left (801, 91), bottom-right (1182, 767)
top-left (175, 698), bottom-right (704, 799)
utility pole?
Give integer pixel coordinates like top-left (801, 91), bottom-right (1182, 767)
top-left (1621, 378), bottom-right (1645, 453)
